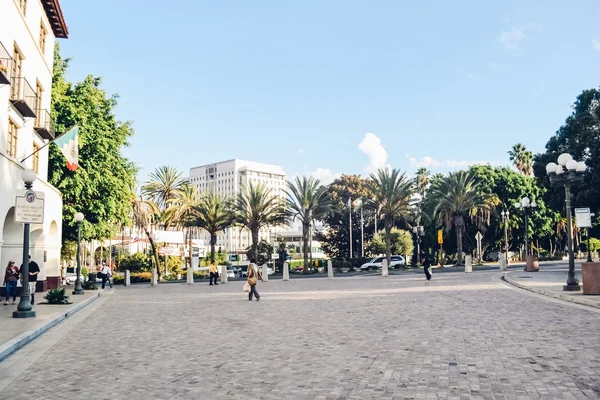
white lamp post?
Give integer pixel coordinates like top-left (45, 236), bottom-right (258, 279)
top-left (73, 212), bottom-right (85, 295)
top-left (546, 153), bottom-right (586, 291)
top-left (514, 197), bottom-right (537, 259)
top-left (500, 210), bottom-right (510, 267)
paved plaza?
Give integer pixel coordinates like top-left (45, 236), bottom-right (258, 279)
top-left (1, 272), bottom-right (599, 400)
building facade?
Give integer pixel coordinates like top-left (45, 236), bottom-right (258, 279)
top-left (276, 231), bottom-right (327, 260)
top-left (189, 159), bottom-right (287, 252)
top-left (0, 0), bottom-right (68, 290)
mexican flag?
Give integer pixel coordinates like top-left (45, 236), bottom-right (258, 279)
top-left (53, 126), bottom-right (79, 171)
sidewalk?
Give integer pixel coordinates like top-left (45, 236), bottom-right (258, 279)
top-left (0, 287), bottom-right (106, 361)
top-left (504, 268), bottom-right (600, 309)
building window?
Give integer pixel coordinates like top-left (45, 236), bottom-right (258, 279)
top-left (39, 21), bottom-right (47, 53)
top-left (18, 0), bottom-right (27, 15)
top-left (32, 143), bottom-right (40, 173)
top-left (10, 45), bottom-right (23, 99)
top-left (7, 120), bottom-right (18, 158)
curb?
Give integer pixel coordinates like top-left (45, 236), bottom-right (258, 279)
top-left (502, 274), bottom-right (600, 310)
top-left (0, 289), bottom-right (107, 362)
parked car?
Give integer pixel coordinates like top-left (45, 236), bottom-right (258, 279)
top-left (226, 270), bottom-right (235, 279)
top-left (360, 256), bottom-right (406, 271)
top-left (65, 273), bottom-right (84, 285)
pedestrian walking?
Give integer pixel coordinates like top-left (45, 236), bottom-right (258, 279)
top-left (209, 260), bottom-right (219, 286)
top-left (20, 255), bottom-right (40, 304)
top-left (4, 261), bottom-right (19, 305)
top-left (247, 259), bottom-right (262, 301)
top-left (101, 263), bottom-right (113, 289)
top-left (421, 249), bottom-right (432, 281)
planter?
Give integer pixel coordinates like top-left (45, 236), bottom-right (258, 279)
top-left (525, 255), bottom-right (539, 272)
top-left (582, 262), bottom-right (600, 295)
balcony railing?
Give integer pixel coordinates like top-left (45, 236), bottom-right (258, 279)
top-left (9, 77), bottom-right (37, 118)
top-left (0, 42), bottom-right (11, 85)
top-left (34, 109), bottom-right (55, 140)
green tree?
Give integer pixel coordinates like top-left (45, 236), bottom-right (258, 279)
top-left (430, 171), bottom-right (497, 265)
top-left (368, 228), bottom-right (414, 259)
top-left (131, 195), bottom-right (162, 277)
top-left (49, 44), bottom-right (136, 245)
top-left (190, 191), bottom-right (234, 262)
top-left (366, 169), bottom-right (414, 269)
top-left (286, 176), bottom-right (332, 273)
top-left (233, 182), bottom-right (287, 262)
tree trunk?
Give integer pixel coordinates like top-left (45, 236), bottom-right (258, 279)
top-left (454, 216), bottom-right (464, 266)
top-left (210, 233), bottom-right (217, 262)
top-left (303, 222), bottom-right (309, 274)
top-left (384, 220), bottom-right (392, 268)
top-left (250, 229), bottom-right (259, 262)
top-left (145, 228), bottom-right (161, 278)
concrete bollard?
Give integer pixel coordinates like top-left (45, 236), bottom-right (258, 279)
top-left (187, 268), bottom-right (194, 284)
top-left (125, 270), bottom-right (131, 286)
top-left (261, 264), bottom-right (269, 282)
top-left (327, 260), bottom-right (334, 279)
top-left (382, 259), bottom-right (389, 277)
top-left (151, 268), bottom-right (158, 285)
top-left (499, 255), bottom-right (507, 272)
top-left (465, 256), bottom-right (472, 273)
top-left (283, 262), bottom-right (289, 281)
top-left (220, 265), bottom-right (228, 283)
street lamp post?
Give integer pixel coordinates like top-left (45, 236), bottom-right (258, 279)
top-left (13, 169), bottom-right (37, 319)
top-left (501, 210), bottom-right (510, 266)
top-left (514, 197), bottom-right (537, 258)
top-left (412, 217), bottom-right (425, 266)
top-left (73, 212), bottom-right (85, 295)
top-left (546, 153), bottom-right (586, 291)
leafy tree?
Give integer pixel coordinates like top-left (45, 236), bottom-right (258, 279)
top-left (286, 176), bottom-right (332, 272)
top-left (233, 182), bottom-right (287, 262)
top-left (318, 175), bottom-right (374, 259)
top-left (131, 196), bottom-right (161, 277)
top-left (508, 143), bottom-right (533, 175)
top-left (163, 184), bottom-right (199, 266)
top-left (49, 44), bottom-right (136, 244)
top-left (368, 228), bottom-right (414, 259)
top-left (190, 191), bottom-right (234, 262)
top-left (366, 169), bottom-right (414, 269)
top-left (430, 171), bottom-right (497, 265)
top-left (256, 240), bottom-right (274, 265)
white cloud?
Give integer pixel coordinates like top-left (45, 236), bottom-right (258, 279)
top-left (358, 133), bottom-right (390, 174)
top-left (593, 40), bottom-right (600, 51)
top-left (405, 154), bottom-right (495, 169)
top-left (497, 23), bottom-right (543, 50)
top-left (309, 168), bottom-right (342, 185)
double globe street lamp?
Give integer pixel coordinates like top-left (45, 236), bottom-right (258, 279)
top-left (514, 197), bottom-right (537, 261)
top-left (546, 153), bottom-right (586, 291)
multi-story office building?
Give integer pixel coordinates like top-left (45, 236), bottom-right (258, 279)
top-left (189, 159), bottom-right (287, 252)
top-left (0, 0), bottom-right (68, 290)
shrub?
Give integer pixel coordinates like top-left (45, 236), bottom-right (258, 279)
top-left (81, 267), bottom-right (88, 278)
top-left (44, 288), bottom-right (70, 304)
top-left (83, 280), bottom-right (98, 290)
top-left (119, 253), bottom-right (152, 272)
top-left (113, 275), bottom-right (124, 285)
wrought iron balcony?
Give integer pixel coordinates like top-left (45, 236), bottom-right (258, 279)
top-left (0, 42), bottom-right (11, 85)
top-left (9, 77), bottom-right (37, 118)
top-left (34, 109), bottom-right (55, 140)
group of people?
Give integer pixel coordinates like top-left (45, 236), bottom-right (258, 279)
top-left (3, 256), bottom-right (40, 305)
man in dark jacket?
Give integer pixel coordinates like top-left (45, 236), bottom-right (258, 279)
top-left (421, 249), bottom-right (432, 281)
top-left (21, 256), bottom-right (40, 304)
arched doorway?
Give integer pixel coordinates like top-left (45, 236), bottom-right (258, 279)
top-left (1, 207), bottom-right (24, 287)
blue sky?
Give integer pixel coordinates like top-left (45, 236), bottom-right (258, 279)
top-left (59, 0), bottom-right (600, 183)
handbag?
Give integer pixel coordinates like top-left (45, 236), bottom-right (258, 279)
top-left (243, 282), bottom-right (250, 292)
top-left (248, 276), bottom-right (257, 286)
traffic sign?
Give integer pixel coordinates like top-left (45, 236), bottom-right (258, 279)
top-left (15, 190), bottom-right (45, 224)
top-left (575, 208), bottom-right (592, 228)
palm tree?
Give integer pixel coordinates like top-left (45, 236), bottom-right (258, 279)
top-left (233, 182), bottom-right (287, 262)
top-left (366, 168), bottom-right (414, 269)
top-left (131, 195), bottom-right (162, 278)
top-left (430, 171), bottom-right (497, 265)
top-left (508, 144), bottom-right (533, 175)
top-left (415, 167), bottom-right (431, 199)
top-left (163, 184), bottom-right (200, 268)
top-left (142, 166), bottom-right (185, 212)
top-left (286, 176), bottom-right (332, 273)
top-left (190, 191), bottom-right (234, 262)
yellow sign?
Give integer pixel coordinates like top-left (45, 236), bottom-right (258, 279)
top-left (437, 229), bottom-right (443, 244)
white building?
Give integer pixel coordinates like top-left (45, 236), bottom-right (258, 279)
top-left (276, 230), bottom-right (327, 260)
top-left (189, 159), bottom-right (287, 252)
top-left (0, 0), bottom-right (68, 290)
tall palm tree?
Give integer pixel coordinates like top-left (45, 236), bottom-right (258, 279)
top-left (131, 195), bottom-right (162, 278)
top-left (366, 168), bottom-right (414, 269)
top-left (189, 191), bottom-right (234, 262)
top-left (233, 182), bottom-right (287, 262)
top-left (286, 176), bottom-right (332, 273)
top-left (163, 184), bottom-right (200, 268)
top-left (142, 166), bottom-right (185, 212)
top-left (415, 167), bottom-right (431, 199)
top-left (508, 143), bottom-right (533, 175)
top-left (430, 171), bottom-right (497, 265)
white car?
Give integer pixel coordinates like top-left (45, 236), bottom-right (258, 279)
top-left (65, 274), bottom-right (84, 285)
top-left (226, 270), bottom-right (235, 279)
top-left (360, 256), bottom-right (406, 271)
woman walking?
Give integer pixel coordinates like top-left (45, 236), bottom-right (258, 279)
top-left (4, 261), bottom-right (19, 305)
top-left (247, 259), bottom-right (262, 301)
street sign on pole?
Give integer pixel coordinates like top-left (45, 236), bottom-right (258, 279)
top-left (575, 208), bottom-right (592, 228)
top-left (14, 190), bottom-right (45, 224)
top-left (437, 230), bottom-right (443, 244)
top-left (475, 232), bottom-right (483, 263)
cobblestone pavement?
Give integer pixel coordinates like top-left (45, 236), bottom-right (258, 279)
top-left (2, 272), bottom-right (600, 400)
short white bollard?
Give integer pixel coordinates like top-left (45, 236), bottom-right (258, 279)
top-left (327, 260), bottom-right (334, 279)
top-left (220, 265), bottom-right (228, 283)
top-left (382, 259), bottom-right (389, 277)
top-left (125, 270), bottom-right (131, 286)
top-left (187, 268), bottom-right (194, 284)
top-left (283, 262), bottom-right (290, 281)
top-left (261, 264), bottom-right (269, 282)
top-left (465, 255), bottom-right (472, 273)
top-left (151, 268), bottom-right (158, 285)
